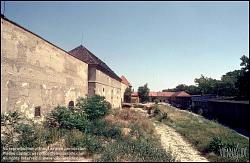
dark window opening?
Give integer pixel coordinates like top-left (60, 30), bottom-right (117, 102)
top-left (35, 106), bottom-right (41, 117)
top-left (103, 88), bottom-right (105, 92)
top-left (68, 101), bottom-right (74, 109)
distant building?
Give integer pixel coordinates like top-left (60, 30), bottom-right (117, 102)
top-left (120, 75), bottom-right (132, 103)
top-left (148, 92), bottom-right (175, 103)
top-left (68, 45), bottom-right (123, 108)
top-left (131, 92), bottom-right (139, 103)
top-left (170, 91), bottom-right (191, 109)
top-left (147, 91), bottom-right (191, 108)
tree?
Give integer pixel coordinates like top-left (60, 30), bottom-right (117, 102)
top-left (124, 87), bottom-right (132, 103)
top-left (218, 70), bottom-right (242, 96)
top-left (175, 84), bottom-right (188, 91)
top-left (163, 84), bottom-right (201, 95)
top-left (194, 75), bottom-right (219, 95)
top-left (162, 55), bottom-right (248, 98)
top-left (236, 55), bottom-right (249, 99)
top-left (186, 85), bottom-right (201, 95)
top-left (240, 55), bottom-right (249, 71)
top-left (162, 88), bottom-right (175, 92)
top-left (138, 84), bottom-right (150, 103)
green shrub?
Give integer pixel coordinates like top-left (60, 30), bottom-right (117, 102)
top-left (41, 128), bottom-right (63, 145)
top-left (206, 137), bottom-right (224, 155)
top-left (45, 106), bottom-right (71, 128)
top-left (98, 137), bottom-right (174, 162)
top-left (207, 136), bottom-right (242, 155)
top-left (86, 120), bottom-right (122, 139)
top-left (83, 134), bottom-right (104, 155)
top-left (1, 111), bottom-right (22, 149)
top-left (65, 129), bottom-right (85, 148)
top-left (15, 123), bottom-right (40, 148)
top-left (76, 95), bottom-right (111, 120)
top-left (45, 106), bottom-right (91, 132)
top-left (65, 130), bottom-right (103, 155)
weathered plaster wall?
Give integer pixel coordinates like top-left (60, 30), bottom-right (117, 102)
top-left (92, 68), bottom-right (122, 108)
top-left (1, 18), bottom-right (88, 119)
top-left (121, 83), bottom-right (128, 102)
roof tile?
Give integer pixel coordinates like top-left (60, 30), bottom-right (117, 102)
top-left (68, 45), bottom-right (121, 81)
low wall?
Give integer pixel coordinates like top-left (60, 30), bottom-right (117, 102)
top-left (205, 100), bottom-right (249, 133)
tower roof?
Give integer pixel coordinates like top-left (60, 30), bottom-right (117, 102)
top-left (68, 45), bottom-right (121, 82)
top-left (121, 75), bottom-right (132, 87)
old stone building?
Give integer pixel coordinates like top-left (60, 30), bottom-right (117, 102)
top-left (68, 45), bottom-right (123, 108)
top-left (120, 75), bottom-right (132, 103)
top-left (1, 15), bottom-right (125, 118)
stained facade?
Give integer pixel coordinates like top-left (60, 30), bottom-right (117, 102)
top-left (68, 45), bottom-right (123, 108)
top-left (1, 15), bottom-right (129, 118)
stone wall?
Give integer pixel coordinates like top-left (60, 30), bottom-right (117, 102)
top-left (121, 83), bottom-right (128, 102)
top-left (90, 68), bottom-right (122, 108)
top-left (1, 17), bottom-right (88, 119)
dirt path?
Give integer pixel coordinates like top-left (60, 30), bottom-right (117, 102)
top-left (153, 121), bottom-right (209, 162)
top-left (131, 106), bottom-right (209, 162)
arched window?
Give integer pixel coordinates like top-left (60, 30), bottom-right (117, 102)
top-left (68, 101), bottom-right (74, 109)
top-left (35, 106), bottom-right (41, 117)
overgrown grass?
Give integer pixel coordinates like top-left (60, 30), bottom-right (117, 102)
top-left (96, 108), bottom-right (175, 162)
top-left (1, 97), bottom-right (175, 162)
top-left (97, 137), bottom-right (175, 162)
top-left (158, 104), bottom-right (249, 162)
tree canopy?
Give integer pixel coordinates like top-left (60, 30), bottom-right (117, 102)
top-left (123, 87), bottom-right (132, 103)
top-left (138, 84), bottom-right (150, 103)
top-left (163, 55), bottom-right (249, 99)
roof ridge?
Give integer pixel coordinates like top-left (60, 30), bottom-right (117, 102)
top-left (68, 45), bottom-right (121, 82)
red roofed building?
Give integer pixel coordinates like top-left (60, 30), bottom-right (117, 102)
top-left (148, 91), bottom-right (175, 103)
top-left (131, 92), bottom-right (139, 103)
top-left (120, 75), bottom-right (132, 103)
top-left (170, 91), bottom-right (191, 109)
top-left (147, 91), bottom-right (191, 108)
top-left (121, 75), bottom-right (132, 88)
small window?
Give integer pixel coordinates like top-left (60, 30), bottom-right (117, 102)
top-left (103, 88), bottom-right (105, 92)
top-left (68, 101), bottom-right (74, 109)
top-left (35, 106), bottom-right (41, 117)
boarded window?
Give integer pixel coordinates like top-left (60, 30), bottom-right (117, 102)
top-left (35, 106), bottom-right (41, 117)
top-left (68, 101), bottom-right (74, 109)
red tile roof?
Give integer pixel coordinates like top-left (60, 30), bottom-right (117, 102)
top-left (132, 91), bottom-right (190, 98)
top-left (171, 91), bottom-right (191, 97)
top-left (121, 75), bottom-right (132, 87)
top-left (148, 92), bottom-right (175, 97)
top-left (149, 92), bottom-right (158, 97)
top-left (158, 92), bottom-right (175, 97)
top-left (148, 91), bottom-right (189, 97)
top-left (131, 92), bottom-right (138, 97)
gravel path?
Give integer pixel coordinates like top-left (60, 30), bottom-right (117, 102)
top-left (153, 122), bottom-right (209, 162)
top-left (131, 106), bottom-right (209, 162)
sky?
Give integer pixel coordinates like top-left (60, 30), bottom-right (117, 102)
top-left (1, 1), bottom-right (249, 91)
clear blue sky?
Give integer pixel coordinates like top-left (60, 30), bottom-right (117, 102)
top-left (1, 1), bottom-right (249, 91)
